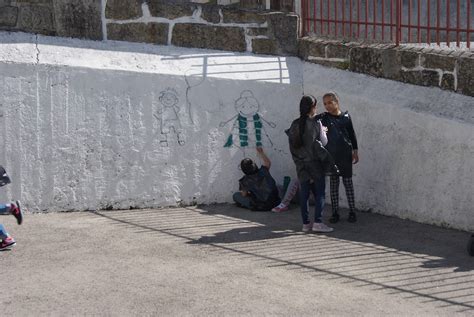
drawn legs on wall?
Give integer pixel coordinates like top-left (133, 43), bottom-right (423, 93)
top-left (154, 88), bottom-right (186, 147)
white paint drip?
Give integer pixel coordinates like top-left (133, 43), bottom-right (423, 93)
top-left (218, 9), bottom-right (224, 24)
top-left (101, 0), bottom-right (107, 40)
top-left (244, 29), bottom-right (270, 53)
top-left (142, 2), bottom-right (152, 19)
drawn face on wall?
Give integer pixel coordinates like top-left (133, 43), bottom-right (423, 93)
top-left (234, 90), bottom-right (259, 117)
top-left (159, 89), bottom-right (179, 108)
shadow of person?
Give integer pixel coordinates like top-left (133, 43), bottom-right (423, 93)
top-left (196, 203), bottom-right (474, 273)
top-left (188, 225), bottom-right (292, 245)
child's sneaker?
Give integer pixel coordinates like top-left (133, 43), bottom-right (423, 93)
top-left (0, 236), bottom-right (16, 250)
top-left (302, 223), bottom-right (312, 232)
top-left (272, 203), bottom-right (289, 213)
top-left (312, 222), bottom-right (334, 233)
top-left (10, 200), bottom-right (23, 225)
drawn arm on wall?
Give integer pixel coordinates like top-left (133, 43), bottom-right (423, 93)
top-left (154, 88), bottom-right (185, 147)
top-left (220, 90), bottom-right (276, 149)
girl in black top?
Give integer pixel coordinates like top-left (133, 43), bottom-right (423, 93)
top-left (319, 92), bottom-right (359, 223)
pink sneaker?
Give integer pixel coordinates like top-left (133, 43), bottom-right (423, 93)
top-left (0, 236), bottom-right (16, 250)
top-left (312, 222), bottom-right (334, 233)
top-left (302, 223), bottom-right (312, 232)
top-left (271, 203), bottom-right (289, 213)
top-left (10, 200), bottom-right (22, 225)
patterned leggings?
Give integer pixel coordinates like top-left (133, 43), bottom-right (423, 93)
top-left (329, 176), bottom-right (355, 214)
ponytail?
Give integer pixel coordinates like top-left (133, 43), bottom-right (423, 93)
top-left (292, 95), bottom-right (316, 148)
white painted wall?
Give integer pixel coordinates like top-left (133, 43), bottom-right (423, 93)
top-left (0, 32), bottom-right (302, 213)
top-left (0, 32), bottom-right (472, 231)
top-left (303, 64), bottom-right (474, 231)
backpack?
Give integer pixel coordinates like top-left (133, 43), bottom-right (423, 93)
top-left (0, 165), bottom-right (11, 187)
top-left (286, 119), bottom-right (302, 149)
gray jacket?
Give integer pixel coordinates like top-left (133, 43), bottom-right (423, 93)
top-left (287, 117), bottom-right (329, 182)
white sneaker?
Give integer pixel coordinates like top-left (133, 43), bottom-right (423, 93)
top-left (312, 222), bottom-right (334, 233)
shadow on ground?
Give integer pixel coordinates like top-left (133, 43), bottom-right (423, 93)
top-left (91, 203), bottom-right (474, 313)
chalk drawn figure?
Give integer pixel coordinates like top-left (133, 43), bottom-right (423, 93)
top-left (220, 90), bottom-right (276, 148)
top-left (154, 88), bottom-right (185, 147)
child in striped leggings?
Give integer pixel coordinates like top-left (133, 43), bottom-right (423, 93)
top-left (318, 92), bottom-right (359, 223)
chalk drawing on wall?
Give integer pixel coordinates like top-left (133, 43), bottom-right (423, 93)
top-left (220, 90), bottom-right (276, 149)
top-left (184, 72), bottom-right (206, 124)
top-left (154, 88), bottom-right (185, 147)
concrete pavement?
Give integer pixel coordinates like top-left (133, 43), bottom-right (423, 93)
top-left (1, 204), bottom-right (473, 316)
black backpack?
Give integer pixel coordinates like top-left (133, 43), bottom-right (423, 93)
top-left (0, 165), bottom-right (10, 187)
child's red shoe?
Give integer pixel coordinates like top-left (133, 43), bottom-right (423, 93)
top-left (0, 236), bottom-right (16, 250)
top-left (10, 200), bottom-right (22, 225)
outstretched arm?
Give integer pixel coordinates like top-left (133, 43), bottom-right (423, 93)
top-left (260, 116), bottom-right (276, 128)
top-left (219, 114), bottom-right (238, 127)
top-left (256, 147), bottom-right (271, 169)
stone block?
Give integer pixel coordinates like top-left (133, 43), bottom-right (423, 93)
top-left (457, 56), bottom-right (474, 97)
top-left (298, 38), bottom-right (326, 60)
top-left (381, 48), bottom-right (401, 80)
top-left (18, 5), bottom-right (54, 35)
top-left (147, 1), bottom-right (195, 19)
top-left (15, 0), bottom-right (52, 3)
top-left (222, 8), bottom-right (266, 24)
top-left (422, 53), bottom-right (456, 71)
top-left (401, 69), bottom-right (440, 87)
top-left (106, 0), bottom-right (143, 20)
top-left (201, 5), bottom-right (221, 24)
top-left (107, 22), bottom-right (169, 45)
top-left (399, 50), bottom-right (419, 68)
top-left (172, 23), bottom-right (246, 52)
top-left (53, 0), bottom-right (102, 40)
top-left (440, 73), bottom-right (455, 91)
top-left (0, 5), bottom-right (18, 27)
top-left (252, 38), bottom-right (277, 55)
top-left (247, 27), bottom-right (267, 36)
top-left (239, 0), bottom-right (265, 9)
top-left (265, 12), bottom-right (297, 55)
top-left (349, 46), bottom-right (383, 77)
top-left (308, 58), bottom-right (350, 70)
top-left (326, 43), bottom-right (350, 59)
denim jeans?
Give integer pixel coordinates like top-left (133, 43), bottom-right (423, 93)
top-left (0, 203), bottom-right (10, 239)
top-left (233, 192), bottom-right (252, 209)
top-left (299, 177), bottom-right (326, 224)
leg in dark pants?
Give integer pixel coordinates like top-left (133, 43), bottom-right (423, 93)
top-left (300, 178), bottom-right (326, 225)
top-left (233, 192), bottom-right (252, 210)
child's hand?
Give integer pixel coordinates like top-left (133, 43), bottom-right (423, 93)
top-left (352, 150), bottom-right (359, 164)
top-left (256, 147), bottom-right (264, 154)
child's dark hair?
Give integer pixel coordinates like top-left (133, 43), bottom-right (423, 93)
top-left (240, 158), bottom-right (258, 175)
top-left (323, 92), bottom-right (339, 103)
top-left (292, 95), bottom-right (316, 149)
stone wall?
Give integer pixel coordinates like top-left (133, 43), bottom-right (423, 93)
top-left (105, 1), bottom-right (298, 55)
top-left (0, 0), bottom-right (102, 39)
top-left (298, 38), bottom-right (474, 97)
top-left (0, 1), bottom-right (473, 97)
